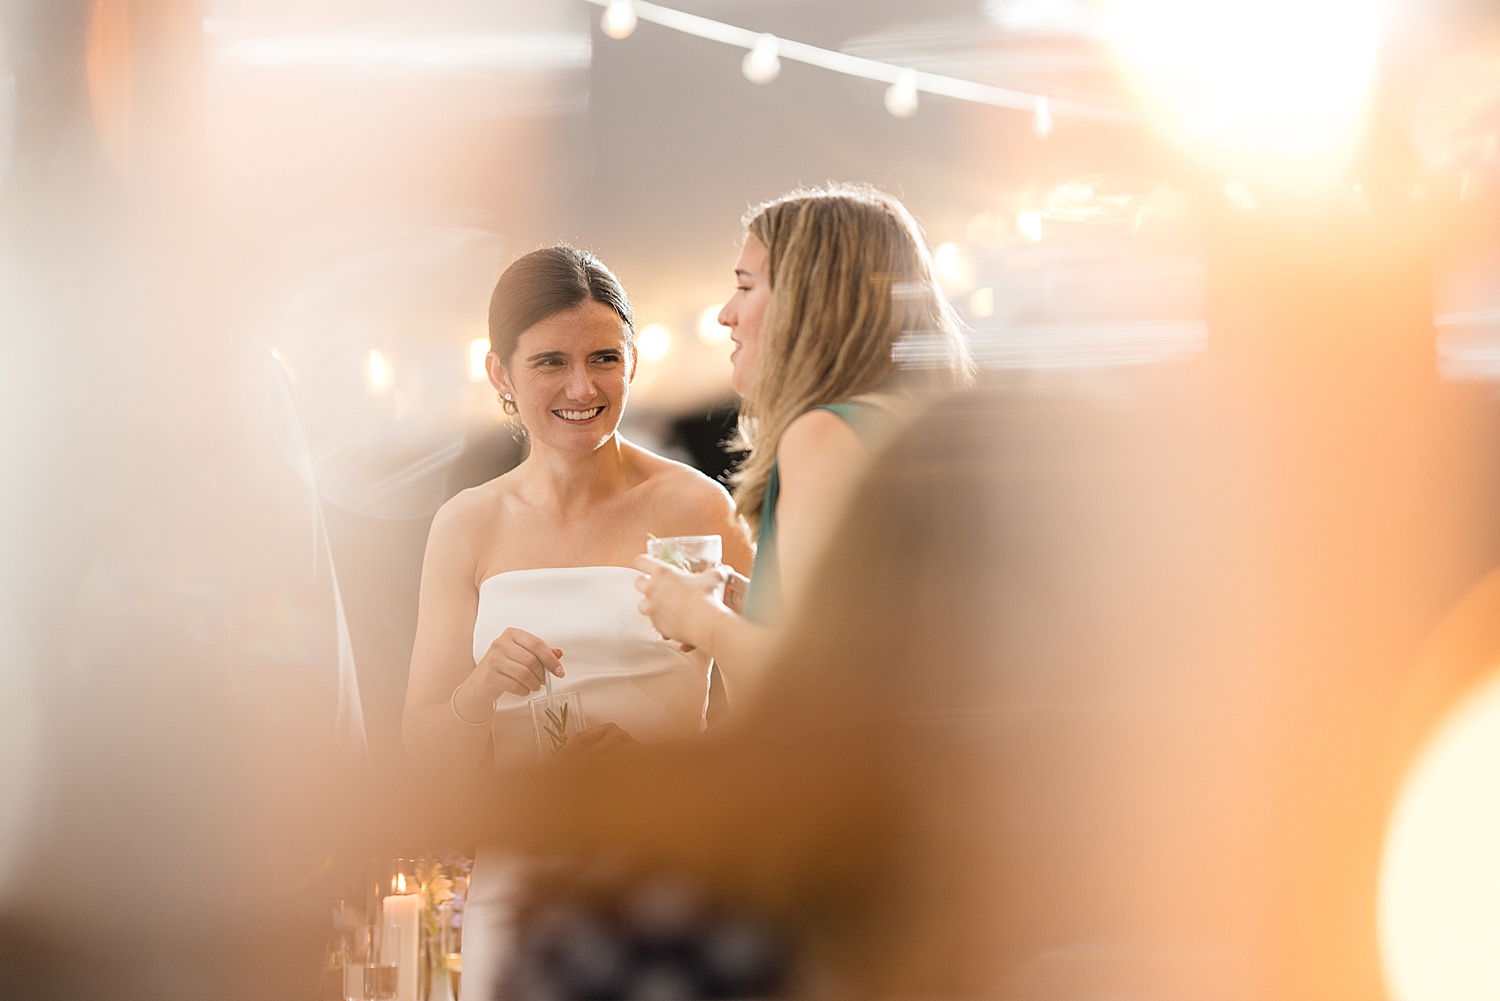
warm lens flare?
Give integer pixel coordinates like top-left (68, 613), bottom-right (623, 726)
top-left (1379, 667), bottom-right (1500, 1001)
top-left (1105, 0), bottom-right (1385, 172)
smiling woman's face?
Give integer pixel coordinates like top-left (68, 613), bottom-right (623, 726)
top-left (489, 300), bottom-right (634, 453)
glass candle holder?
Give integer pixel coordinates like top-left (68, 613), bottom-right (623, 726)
top-left (366, 860), bottom-right (421, 1001)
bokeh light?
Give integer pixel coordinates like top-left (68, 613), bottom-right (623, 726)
top-left (470, 338), bottom-right (490, 382)
top-left (367, 350), bottom-right (394, 394)
top-left (934, 243), bottom-right (961, 282)
top-left (742, 34), bottom-right (781, 85)
top-left (698, 306), bottom-right (729, 344)
top-left (601, 0), bottom-right (638, 40)
top-left (884, 68), bottom-right (919, 119)
top-left (638, 323), bottom-right (672, 361)
top-left (1105, 0), bottom-right (1385, 172)
top-left (1017, 212), bottom-right (1043, 242)
top-left (1380, 667), bottom-right (1500, 1001)
top-left (968, 287), bottom-right (995, 319)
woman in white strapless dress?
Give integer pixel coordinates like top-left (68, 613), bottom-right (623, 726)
top-left (401, 247), bottom-right (752, 1000)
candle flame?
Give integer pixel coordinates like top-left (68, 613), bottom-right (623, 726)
top-left (394, 873), bottom-right (407, 893)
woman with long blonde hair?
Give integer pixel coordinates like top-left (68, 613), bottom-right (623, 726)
top-left (635, 183), bottom-right (972, 698)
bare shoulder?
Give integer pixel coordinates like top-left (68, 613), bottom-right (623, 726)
top-left (625, 441), bottom-right (738, 524)
top-left (778, 408), bottom-right (866, 469)
top-left (426, 473), bottom-right (512, 551)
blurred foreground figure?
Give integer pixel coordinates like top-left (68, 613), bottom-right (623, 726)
top-left (484, 320), bottom-right (1500, 1001)
top-left (0, 1), bottom-right (362, 996)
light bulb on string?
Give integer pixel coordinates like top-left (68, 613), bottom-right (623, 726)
top-left (885, 69), bottom-right (919, 118)
top-left (601, 0), bottom-right (638, 39)
top-left (742, 34), bottom-right (781, 84)
top-left (1034, 95), bottom-right (1053, 138)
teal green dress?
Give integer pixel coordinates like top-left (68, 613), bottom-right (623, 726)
top-left (741, 401), bottom-right (892, 625)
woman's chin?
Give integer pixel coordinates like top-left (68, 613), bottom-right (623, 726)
top-left (534, 420), bottom-right (620, 453)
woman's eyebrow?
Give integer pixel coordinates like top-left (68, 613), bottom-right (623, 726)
top-left (734, 269), bottom-right (754, 280)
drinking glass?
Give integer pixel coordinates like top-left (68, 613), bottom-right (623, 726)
top-left (647, 535), bottom-right (722, 573)
top-left (322, 935), bottom-right (346, 1001)
top-left (530, 690), bottom-right (586, 758)
top-left (344, 925), bottom-right (399, 1001)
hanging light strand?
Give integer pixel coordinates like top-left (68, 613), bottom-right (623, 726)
top-left (586, 0), bottom-right (1129, 125)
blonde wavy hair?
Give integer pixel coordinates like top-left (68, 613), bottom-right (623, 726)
top-left (731, 184), bottom-right (974, 530)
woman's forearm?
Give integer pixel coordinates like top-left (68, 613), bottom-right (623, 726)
top-left (402, 695), bottom-right (493, 771)
top-left (705, 610), bottom-right (776, 704)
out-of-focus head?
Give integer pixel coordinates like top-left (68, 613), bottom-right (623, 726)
top-left (487, 246), bottom-right (636, 452)
top-left (734, 378), bottom-right (1251, 1000)
top-left (730, 184), bottom-right (975, 529)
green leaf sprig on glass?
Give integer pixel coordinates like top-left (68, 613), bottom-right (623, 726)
top-left (646, 533), bottom-right (722, 574)
top-left (542, 703), bottom-right (570, 753)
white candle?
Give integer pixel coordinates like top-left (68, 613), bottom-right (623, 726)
top-left (382, 888), bottom-right (421, 1001)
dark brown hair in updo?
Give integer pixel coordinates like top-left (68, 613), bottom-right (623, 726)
top-left (488, 246), bottom-right (635, 412)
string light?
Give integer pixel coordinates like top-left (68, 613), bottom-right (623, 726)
top-left (639, 323), bottom-right (672, 360)
top-left (470, 338), bottom-right (489, 381)
top-left (601, 0), bottom-right (638, 40)
top-left (742, 33), bottom-right (780, 84)
top-left (584, 0), bottom-right (1126, 126)
top-left (698, 306), bottom-right (729, 344)
top-left (885, 68), bottom-right (918, 118)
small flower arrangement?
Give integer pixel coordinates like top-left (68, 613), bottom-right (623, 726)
top-left (416, 855), bottom-right (471, 989)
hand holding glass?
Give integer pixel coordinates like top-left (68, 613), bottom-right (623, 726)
top-left (647, 535), bottom-right (722, 573)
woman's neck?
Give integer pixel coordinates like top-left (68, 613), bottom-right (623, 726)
top-left (517, 432), bottom-right (633, 514)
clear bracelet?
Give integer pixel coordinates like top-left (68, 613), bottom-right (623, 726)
top-left (451, 684), bottom-right (494, 726)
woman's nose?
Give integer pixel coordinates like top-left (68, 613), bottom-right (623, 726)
top-left (717, 303), bottom-right (734, 329)
top-left (566, 364), bottom-right (597, 400)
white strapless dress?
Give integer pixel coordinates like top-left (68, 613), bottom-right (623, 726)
top-left (461, 566), bottom-right (711, 1000)
top-left (471, 566), bottom-right (711, 763)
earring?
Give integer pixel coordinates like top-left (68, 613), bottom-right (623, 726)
top-left (504, 394), bottom-right (512, 401)
top-left (497, 392), bottom-right (513, 403)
